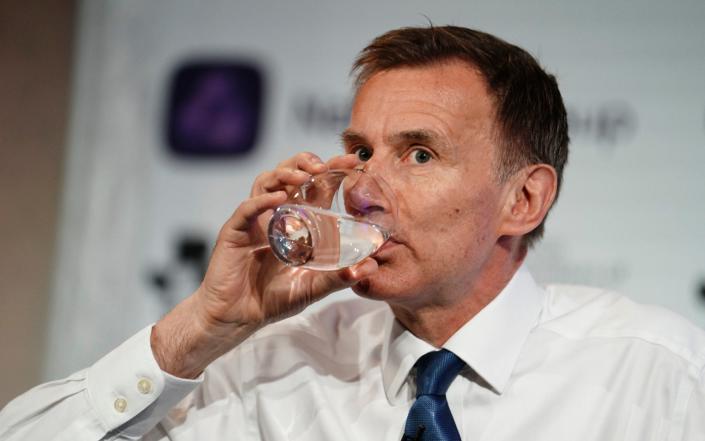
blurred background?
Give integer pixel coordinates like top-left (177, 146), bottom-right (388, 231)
top-left (1, 0), bottom-right (704, 407)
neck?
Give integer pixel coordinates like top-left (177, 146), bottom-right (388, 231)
top-left (390, 237), bottom-right (526, 347)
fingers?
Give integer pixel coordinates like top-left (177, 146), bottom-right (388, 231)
top-left (228, 152), bottom-right (358, 242)
top-left (252, 152), bottom-right (328, 197)
top-left (252, 168), bottom-right (311, 197)
top-left (325, 153), bottom-right (359, 171)
top-left (226, 191), bottom-right (288, 234)
top-left (277, 152), bottom-right (328, 175)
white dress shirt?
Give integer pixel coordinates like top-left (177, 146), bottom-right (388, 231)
top-left (2, 266), bottom-right (704, 440)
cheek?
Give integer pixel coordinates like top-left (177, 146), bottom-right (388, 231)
top-left (396, 179), bottom-right (453, 225)
top-left (393, 171), bottom-right (500, 245)
top-left (423, 187), bottom-right (499, 251)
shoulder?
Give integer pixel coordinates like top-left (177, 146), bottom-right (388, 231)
top-left (539, 284), bottom-right (705, 371)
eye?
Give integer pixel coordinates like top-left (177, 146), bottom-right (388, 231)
top-left (353, 146), bottom-right (373, 162)
top-left (410, 148), bottom-right (432, 164)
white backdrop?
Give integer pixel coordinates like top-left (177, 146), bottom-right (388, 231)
top-left (45, 0), bottom-right (705, 380)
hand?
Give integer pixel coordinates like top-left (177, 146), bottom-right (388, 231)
top-left (199, 152), bottom-right (371, 326)
top-left (151, 153), bottom-right (377, 378)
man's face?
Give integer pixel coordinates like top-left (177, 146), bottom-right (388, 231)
top-left (342, 61), bottom-right (511, 306)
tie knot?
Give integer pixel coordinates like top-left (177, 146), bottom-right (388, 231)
top-left (414, 349), bottom-right (465, 396)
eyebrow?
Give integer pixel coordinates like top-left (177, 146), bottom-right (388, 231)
top-left (339, 129), bottom-right (367, 151)
top-left (388, 129), bottom-right (441, 147)
top-left (339, 128), bottom-right (446, 151)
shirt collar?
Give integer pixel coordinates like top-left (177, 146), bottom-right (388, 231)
top-left (380, 264), bottom-right (545, 404)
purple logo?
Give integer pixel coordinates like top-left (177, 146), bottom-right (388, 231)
top-left (166, 61), bottom-right (263, 157)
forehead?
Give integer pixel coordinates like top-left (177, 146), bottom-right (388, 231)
top-left (348, 61), bottom-right (497, 147)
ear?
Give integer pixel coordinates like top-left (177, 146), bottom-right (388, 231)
top-left (497, 164), bottom-right (558, 238)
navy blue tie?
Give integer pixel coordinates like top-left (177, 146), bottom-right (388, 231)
top-left (402, 349), bottom-right (465, 441)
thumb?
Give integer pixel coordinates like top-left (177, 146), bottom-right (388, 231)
top-left (311, 258), bottom-right (379, 295)
top-left (343, 257), bottom-right (379, 282)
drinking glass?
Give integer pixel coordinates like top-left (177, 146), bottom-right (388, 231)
top-left (267, 168), bottom-right (396, 271)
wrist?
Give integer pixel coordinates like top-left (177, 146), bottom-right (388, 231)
top-left (150, 294), bottom-right (259, 379)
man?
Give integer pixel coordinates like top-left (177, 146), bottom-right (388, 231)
top-left (1, 25), bottom-right (704, 441)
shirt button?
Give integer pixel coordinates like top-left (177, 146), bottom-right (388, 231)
top-left (137, 378), bottom-right (153, 394)
top-left (114, 397), bottom-right (128, 413)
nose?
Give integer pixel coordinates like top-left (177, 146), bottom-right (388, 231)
top-left (343, 169), bottom-right (395, 230)
top-left (346, 172), bottom-right (382, 214)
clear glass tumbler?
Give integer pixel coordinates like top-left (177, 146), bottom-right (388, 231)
top-left (267, 169), bottom-right (396, 271)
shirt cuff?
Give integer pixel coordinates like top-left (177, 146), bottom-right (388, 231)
top-left (85, 325), bottom-right (203, 436)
